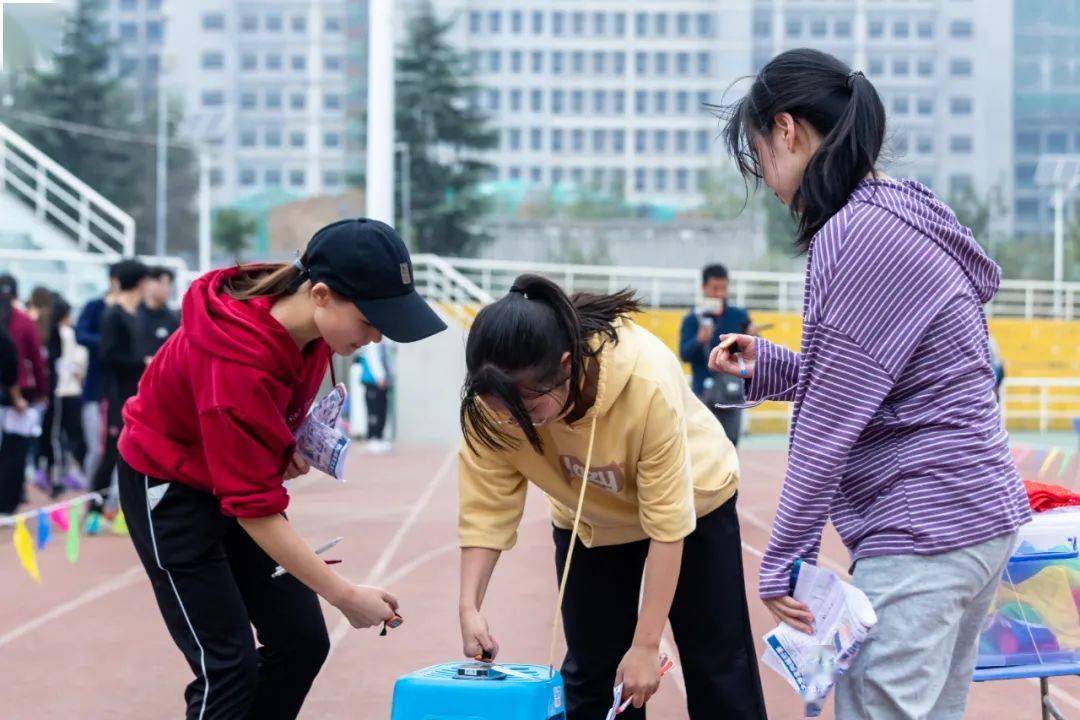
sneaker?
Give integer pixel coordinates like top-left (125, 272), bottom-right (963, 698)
top-left (62, 472), bottom-right (87, 491)
top-left (84, 511), bottom-right (103, 536)
top-left (376, 440), bottom-right (393, 454)
top-left (32, 468), bottom-right (50, 494)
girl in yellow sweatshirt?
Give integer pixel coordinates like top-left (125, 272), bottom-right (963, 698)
top-left (457, 274), bottom-right (766, 720)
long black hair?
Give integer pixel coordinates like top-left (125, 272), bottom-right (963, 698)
top-left (460, 274), bottom-right (641, 454)
top-left (718, 48), bottom-right (886, 251)
top-left (47, 296), bottom-right (71, 369)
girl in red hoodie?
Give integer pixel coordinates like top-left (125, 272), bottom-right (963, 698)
top-left (118, 219), bottom-right (446, 720)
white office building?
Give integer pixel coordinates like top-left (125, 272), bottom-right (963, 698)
top-left (447, 1), bottom-right (755, 208)
top-left (161, 0), bottom-right (361, 205)
top-left (751, 0), bottom-right (1014, 233)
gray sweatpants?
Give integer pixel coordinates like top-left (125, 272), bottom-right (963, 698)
top-left (82, 400), bottom-right (101, 478)
top-left (834, 532), bottom-right (1017, 720)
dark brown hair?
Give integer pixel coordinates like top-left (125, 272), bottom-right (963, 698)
top-left (223, 253), bottom-right (308, 301)
top-left (460, 273), bottom-right (641, 454)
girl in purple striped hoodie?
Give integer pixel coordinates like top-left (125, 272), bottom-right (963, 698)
top-left (712, 49), bottom-right (1030, 719)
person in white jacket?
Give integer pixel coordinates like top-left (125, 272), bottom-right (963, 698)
top-left (358, 340), bottom-right (393, 453)
top-left (43, 298), bottom-right (88, 493)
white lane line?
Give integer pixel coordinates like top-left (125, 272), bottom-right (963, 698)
top-left (326, 446), bottom-right (458, 656)
top-left (0, 564), bottom-right (143, 649)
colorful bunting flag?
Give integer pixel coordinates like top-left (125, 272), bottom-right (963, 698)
top-left (13, 517), bottom-right (41, 583)
top-left (49, 506), bottom-right (69, 533)
top-left (111, 511), bottom-right (128, 537)
top-left (35, 508), bottom-right (50, 550)
top-left (1060, 448), bottom-right (1078, 480)
top-left (1040, 448), bottom-right (1064, 479)
top-left (66, 502), bottom-right (82, 565)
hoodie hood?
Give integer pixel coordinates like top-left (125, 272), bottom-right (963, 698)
top-left (182, 268), bottom-right (315, 383)
top-left (579, 317), bottom-right (639, 422)
top-left (849, 178), bottom-right (1001, 303)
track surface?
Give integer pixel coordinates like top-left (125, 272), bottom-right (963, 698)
top-left (1, 443), bottom-right (1074, 719)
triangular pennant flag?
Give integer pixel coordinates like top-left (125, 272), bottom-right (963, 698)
top-left (13, 517), bottom-right (41, 583)
top-left (1060, 448), bottom-right (1078, 480)
top-left (111, 511), bottom-right (128, 537)
top-left (49, 506), bottom-right (69, 533)
top-left (66, 502), bottom-right (82, 564)
top-left (36, 508), bottom-right (51, 550)
top-left (1040, 448), bottom-right (1063, 479)
top-left (1031, 450), bottom-right (1047, 474)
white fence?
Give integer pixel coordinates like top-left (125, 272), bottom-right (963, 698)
top-left (0, 122), bottom-right (135, 257)
top-left (442, 256), bottom-right (1080, 320)
top-left (1001, 378), bottom-right (1080, 434)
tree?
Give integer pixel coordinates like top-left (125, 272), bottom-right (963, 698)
top-left (395, 3), bottom-right (499, 257)
top-left (7, 1), bottom-right (142, 215)
top-left (212, 209), bottom-right (256, 260)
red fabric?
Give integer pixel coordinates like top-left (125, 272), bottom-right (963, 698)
top-left (119, 268), bottom-right (331, 518)
top-left (1023, 480), bottom-right (1080, 513)
top-left (7, 307), bottom-right (47, 401)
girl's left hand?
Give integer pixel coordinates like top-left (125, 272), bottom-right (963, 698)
top-left (284, 450), bottom-right (310, 480)
top-left (763, 595), bottom-right (815, 634)
top-left (616, 644), bottom-right (661, 709)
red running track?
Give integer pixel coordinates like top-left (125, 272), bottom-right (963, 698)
top-left (0, 445), bottom-right (1076, 719)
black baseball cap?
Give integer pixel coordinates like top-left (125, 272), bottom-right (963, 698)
top-left (302, 218), bottom-right (447, 343)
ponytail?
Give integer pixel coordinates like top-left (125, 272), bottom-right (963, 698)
top-left (460, 274), bottom-right (641, 454)
top-left (223, 254), bottom-right (309, 301)
top-left (718, 48), bottom-right (886, 252)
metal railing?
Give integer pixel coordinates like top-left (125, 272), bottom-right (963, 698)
top-left (0, 121), bottom-right (135, 256)
top-left (412, 254), bottom-right (493, 327)
top-left (442, 256), bottom-right (1080, 320)
top-left (1001, 378), bottom-right (1080, 433)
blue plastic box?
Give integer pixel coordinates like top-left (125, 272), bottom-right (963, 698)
top-left (390, 663), bottom-right (566, 720)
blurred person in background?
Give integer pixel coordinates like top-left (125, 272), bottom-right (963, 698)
top-left (76, 264), bottom-right (120, 491)
top-left (139, 266), bottom-right (180, 360)
top-left (679, 264), bottom-right (757, 447)
top-left (39, 297), bottom-right (88, 497)
top-left (359, 340), bottom-right (393, 453)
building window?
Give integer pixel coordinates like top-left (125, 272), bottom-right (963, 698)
top-left (635, 52), bottom-right (647, 75)
top-left (917, 59), bottom-right (934, 77)
top-left (572, 11), bottom-right (585, 35)
top-left (786, 18), bottom-right (802, 38)
top-left (613, 91), bottom-right (625, 114)
top-left (119, 0), bottom-right (137, 10)
top-left (266, 53), bottom-right (282, 71)
top-left (240, 91), bottom-right (257, 110)
top-left (325, 93), bottom-right (342, 110)
top-left (552, 89), bottom-right (564, 114)
top-left (635, 90), bottom-right (647, 114)
top-left (917, 20), bottom-right (934, 39)
top-left (675, 91), bottom-right (689, 114)
top-left (489, 11), bottom-right (501, 34)
top-left (677, 12), bottom-right (691, 36)
top-left (241, 15), bottom-right (257, 32)
top-left (653, 91), bottom-right (667, 114)
top-left (511, 51), bottom-right (523, 73)
top-left (239, 129), bottom-right (256, 148)
top-left (489, 51), bottom-right (501, 73)
top-left (917, 97), bottom-right (934, 115)
top-left (571, 90), bottom-right (584, 113)
top-left (869, 58), bottom-right (885, 76)
top-left (530, 167), bottom-right (542, 183)
top-left (869, 20), bottom-right (883, 38)
top-left (949, 19), bottom-right (973, 38)
top-left (653, 12), bottom-right (667, 36)
top-left (531, 51), bottom-right (543, 74)
top-left (290, 131), bottom-right (305, 148)
top-left (697, 13), bottom-right (712, 37)
top-left (552, 51), bottom-right (564, 75)
top-left (202, 13), bottom-right (225, 30)
top-left (894, 134), bottom-right (909, 153)
top-left (674, 52), bottom-right (690, 77)
top-left (1047, 132), bottom-right (1068, 153)
top-left (697, 52), bottom-right (710, 76)
top-left (592, 90), bottom-right (605, 114)
top-left (292, 16), bottom-right (307, 33)
top-left (949, 58), bottom-right (973, 77)
top-left (290, 170), bottom-right (305, 188)
top-left (325, 15), bottom-right (342, 33)
top-left (1015, 163), bottom-right (1037, 188)
top-left (893, 96), bottom-right (910, 115)
top-left (614, 12), bottom-right (626, 36)
top-left (654, 130), bottom-right (668, 153)
top-left (696, 130), bottom-right (709, 154)
top-left (835, 19), bottom-right (852, 38)
top-left (201, 51), bottom-right (224, 69)
top-left (655, 168), bottom-right (667, 191)
top-left (635, 12), bottom-right (648, 37)
top-left (531, 89), bottom-right (543, 112)
top-left (532, 10), bottom-right (543, 34)
top-left (469, 12), bottom-right (481, 34)
top-left (240, 168), bottom-right (256, 186)
top-left (572, 51), bottom-right (585, 74)
top-left (324, 132), bottom-right (341, 148)
top-left (572, 129), bottom-right (585, 152)
top-left (593, 11), bottom-right (606, 35)
top-left (265, 91), bottom-right (281, 109)
top-left (635, 168), bottom-right (646, 191)
top-left (676, 130), bottom-right (689, 153)
top-left (324, 171), bottom-right (342, 188)
top-left (119, 22), bottom-right (138, 41)
top-left (635, 130), bottom-right (647, 153)
top-left (917, 135), bottom-right (933, 154)
top-left (811, 19), bottom-right (827, 38)
top-left (241, 53), bottom-right (257, 71)
top-left (1016, 132), bottom-right (1040, 154)
top-left (676, 169), bottom-right (689, 192)
top-left (613, 52), bottom-right (626, 76)
top-left (593, 51), bottom-right (606, 74)
top-left (201, 90), bottom-right (224, 108)
top-left (325, 56), bottom-right (342, 72)
top-left (508, 128), bottom-right (522, 151)
top-left (265, 129), bottom-right (282, 148)
top-left (552, 168), bottom-right (564, 185)
top-left (530, 128), bottom-right (543, 151)
top-left (146, 20), bottom-right (163, 42)
top-left (892, 58), bottom-right (910, 76)
top-left (613, 130), bottom-right (625, 154)
top-left (592, 129), bottom-right (606, 153)
top-left (893, 20), bottom-right (909, 38)
top-left (119, 56), bottom-right (138, 76)
top-left (511, 10), bottom-right (523, 34)
top-left (949, 135), bottom-right (973, 153)
top-left (265, 14), bottom-right (283, 32)
top-left (510, 89), bottom-right (522, 112)
top-left (553, 11), bottom-right (565, 36)
top-left (290, 93), bottom-right (306, 110)
top-left (209, 168), bottom-right (224, 187)
top-left (949, 97), bottom-right (973, 115)
top-left (655, 52), bottom-right (668, 76)
top-left (292, 55), bottom-right (306, 71)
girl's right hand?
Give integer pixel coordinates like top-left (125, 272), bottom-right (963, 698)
top-left (708, 334), bottom-right (757, 379)
top-left (334, 584), bottom-right (399, 629)
top-left (460, 607), bottom-right (499, 659)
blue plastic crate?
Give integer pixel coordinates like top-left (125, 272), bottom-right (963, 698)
top-left (390, 662), bottom-right (566, 720)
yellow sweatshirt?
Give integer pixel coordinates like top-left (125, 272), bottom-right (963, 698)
top-left (458, 317), bottom-right (739, 550)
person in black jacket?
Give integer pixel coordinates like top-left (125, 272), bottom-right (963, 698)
top-left (88, 260), bottom-right (148, 527)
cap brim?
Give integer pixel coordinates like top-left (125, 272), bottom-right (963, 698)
top-left (354, 289), bottom-right (448, 343)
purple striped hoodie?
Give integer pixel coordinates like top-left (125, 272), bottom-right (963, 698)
top-left (750, 178), bottom-right (1031, 599)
